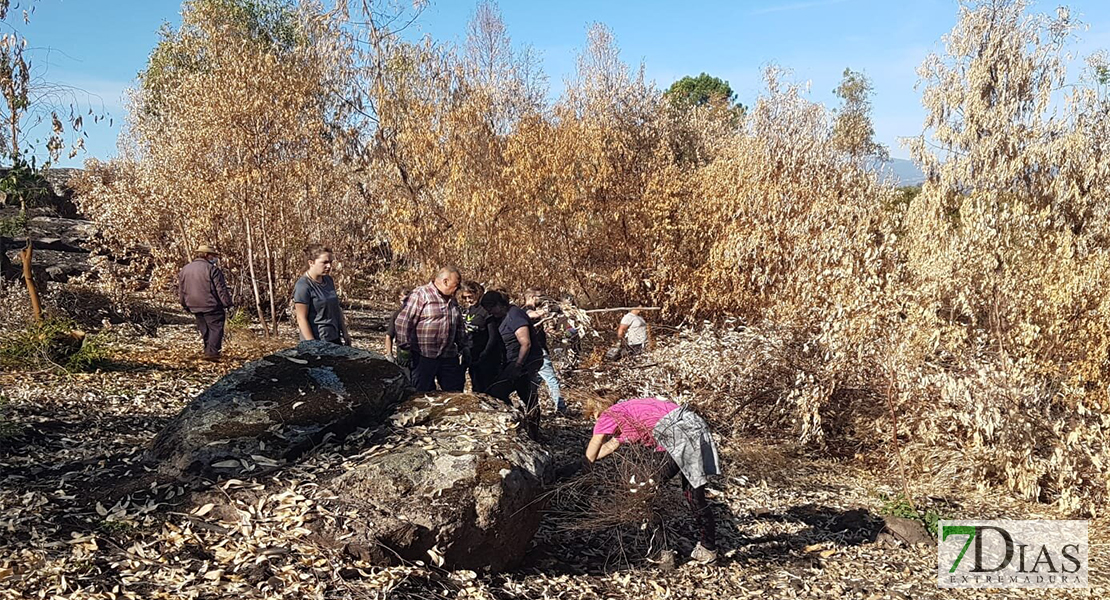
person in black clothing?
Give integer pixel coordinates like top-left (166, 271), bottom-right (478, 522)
top-left (480, 290), bottom-right (544, 441)
top-left (459, 281), bottom-right (501, 393)
top-left (523, 288), bottom-right (567, 414)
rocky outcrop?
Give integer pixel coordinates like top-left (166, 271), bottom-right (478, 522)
top-left (1, 169), bottom-right (142, 285)
top-left (148, 342), bottom-right (411, 477)
top-left (151, 342), bottom-right (551, 572)
top-left (2, 210), bottom-right (105, 284)
top-left (325, 391), bottom-right (550, 571)
top-left (878, 515), bottom-right (936, 547)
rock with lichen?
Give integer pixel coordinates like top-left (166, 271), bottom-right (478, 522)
top-left (150, 343), bottom-right (550, 572)
top-left (148, 341), bottom-right (410, 477)
top-left (327, 391), bottom-right (550, 571)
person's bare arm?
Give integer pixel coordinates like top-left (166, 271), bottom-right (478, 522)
top-left (295, 303), bottom-right (315, 340)
top-left (384, 334), bottom-right (394, 356)
top-left (513, 326), bottom-right (531, 367)
top-left (585, 433), bottom-right (620, 463)
top-left (617, 323), bottom-right (629, 341)
top-left (339, 313), bottom-right (352, 345)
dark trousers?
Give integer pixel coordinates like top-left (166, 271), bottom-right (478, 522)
top-left (468, 358), bottom-right (500, 395)
top-left (193, 311), bottom-right (225, 357)
top-left (487, 362), bottom-right (542, 440)
top-left (411, 354), bottom-right (465, 392)
top-left (657, 453), bottom-right (717, 551)
top-left (623, 342), bottom-right (646, 358)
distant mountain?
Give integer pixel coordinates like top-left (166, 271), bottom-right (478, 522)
top-left (871, 158), bottom-right (925, 187)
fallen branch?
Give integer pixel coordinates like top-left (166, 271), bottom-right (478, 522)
top-left (584, 306), bottom-right (661, 314)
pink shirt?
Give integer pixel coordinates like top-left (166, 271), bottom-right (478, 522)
top-left (593, 397), bottom-right (679, 450)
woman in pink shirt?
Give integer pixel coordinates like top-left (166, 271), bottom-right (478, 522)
top-left (584, 395), bottom-right (721, 565)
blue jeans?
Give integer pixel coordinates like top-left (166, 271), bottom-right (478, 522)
top-left (538, 351), bottom-right (565, 410)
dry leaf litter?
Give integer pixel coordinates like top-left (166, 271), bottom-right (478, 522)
top-left (1, 311), bottom-right (1106, 599)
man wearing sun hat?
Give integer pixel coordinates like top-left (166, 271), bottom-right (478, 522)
top-left (177, 244), bottom-right (234, 360)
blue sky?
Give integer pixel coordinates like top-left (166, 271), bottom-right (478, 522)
top-left (19, 0), bottom-right (1110, 166)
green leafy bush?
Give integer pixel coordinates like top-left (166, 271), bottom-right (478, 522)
top-left (879, 493), bottom-right (943, 537)
top-left (227, 307), bottom-right (251, 330)
top-left (0, 209), bottom-right (28, 237)
top-left (0, 317), bottom-right (109, 372)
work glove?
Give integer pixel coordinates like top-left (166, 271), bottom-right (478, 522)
top-left (396, 348), bottom-right (413, 368)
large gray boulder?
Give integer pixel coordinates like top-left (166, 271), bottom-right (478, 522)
top-left (151, 344), bottom-right (551, 571)
top-left (149, 341), bottom-right (410, 477)
top-left (325, 392), bottom-right (550, 571)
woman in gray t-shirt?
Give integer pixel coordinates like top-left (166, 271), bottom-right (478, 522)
top-left (293, 244), bottom-right (350, 344)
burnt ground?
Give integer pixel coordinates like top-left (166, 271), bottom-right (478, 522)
top-left (0, 308), bottom-right (1106, 599)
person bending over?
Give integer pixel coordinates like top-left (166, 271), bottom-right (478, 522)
top-left (585, 395), bottom-right (721, 565)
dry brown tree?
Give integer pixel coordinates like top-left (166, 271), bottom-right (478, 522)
top-left (897, 0), bottom-right (1110, 514)
top-left (76, 0), bottom-right (363, 335)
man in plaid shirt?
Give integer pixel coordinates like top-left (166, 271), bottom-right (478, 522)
top-left (393, 266), bottom-right (466, 392)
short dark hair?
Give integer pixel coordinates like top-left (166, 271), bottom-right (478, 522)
top-left (462, 281), bottom-right (485, 296)
top-left (304, 244), bottom-right (332, 262)
top-left (479, 290), bottom-right (510, 311)
top-left (436, 265), bottom-right (462, 280)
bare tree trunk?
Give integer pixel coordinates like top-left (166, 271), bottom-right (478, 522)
top-left (21, 238), bottom-right (42, 323)
top-left (175, 219), bottom-right (193, 265)
top-left (884, 359), bottom-right (914, 509)
top-left (265, 244), bottom-right (278, 337)
top-left (9, 111), bottom-right (18, 160)
top-left (1, 233), bottom-right (6, 293)
top-left (260, 200), bottom-right (278, 337)
top-left (243, 211), bottom-right (270, 337)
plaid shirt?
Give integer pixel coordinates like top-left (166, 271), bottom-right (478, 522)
top-left (393, 282), bottom-right (463, 359)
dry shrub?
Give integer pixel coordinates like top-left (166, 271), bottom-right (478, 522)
top-left (557, 446), bottom-right (670, 534)
top-left (891, 0), bottom-right (1110, 514)
top-left (646, 67), bottom-right (902, 329)
top-left (890, 357), bottom-right (1110, 515)
top-left (612, 322), bottom-right (879, 449)
top-left (74, 0), bottom-right (365, 334)
top-left (66, 0), bottom-right (1110, 516)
